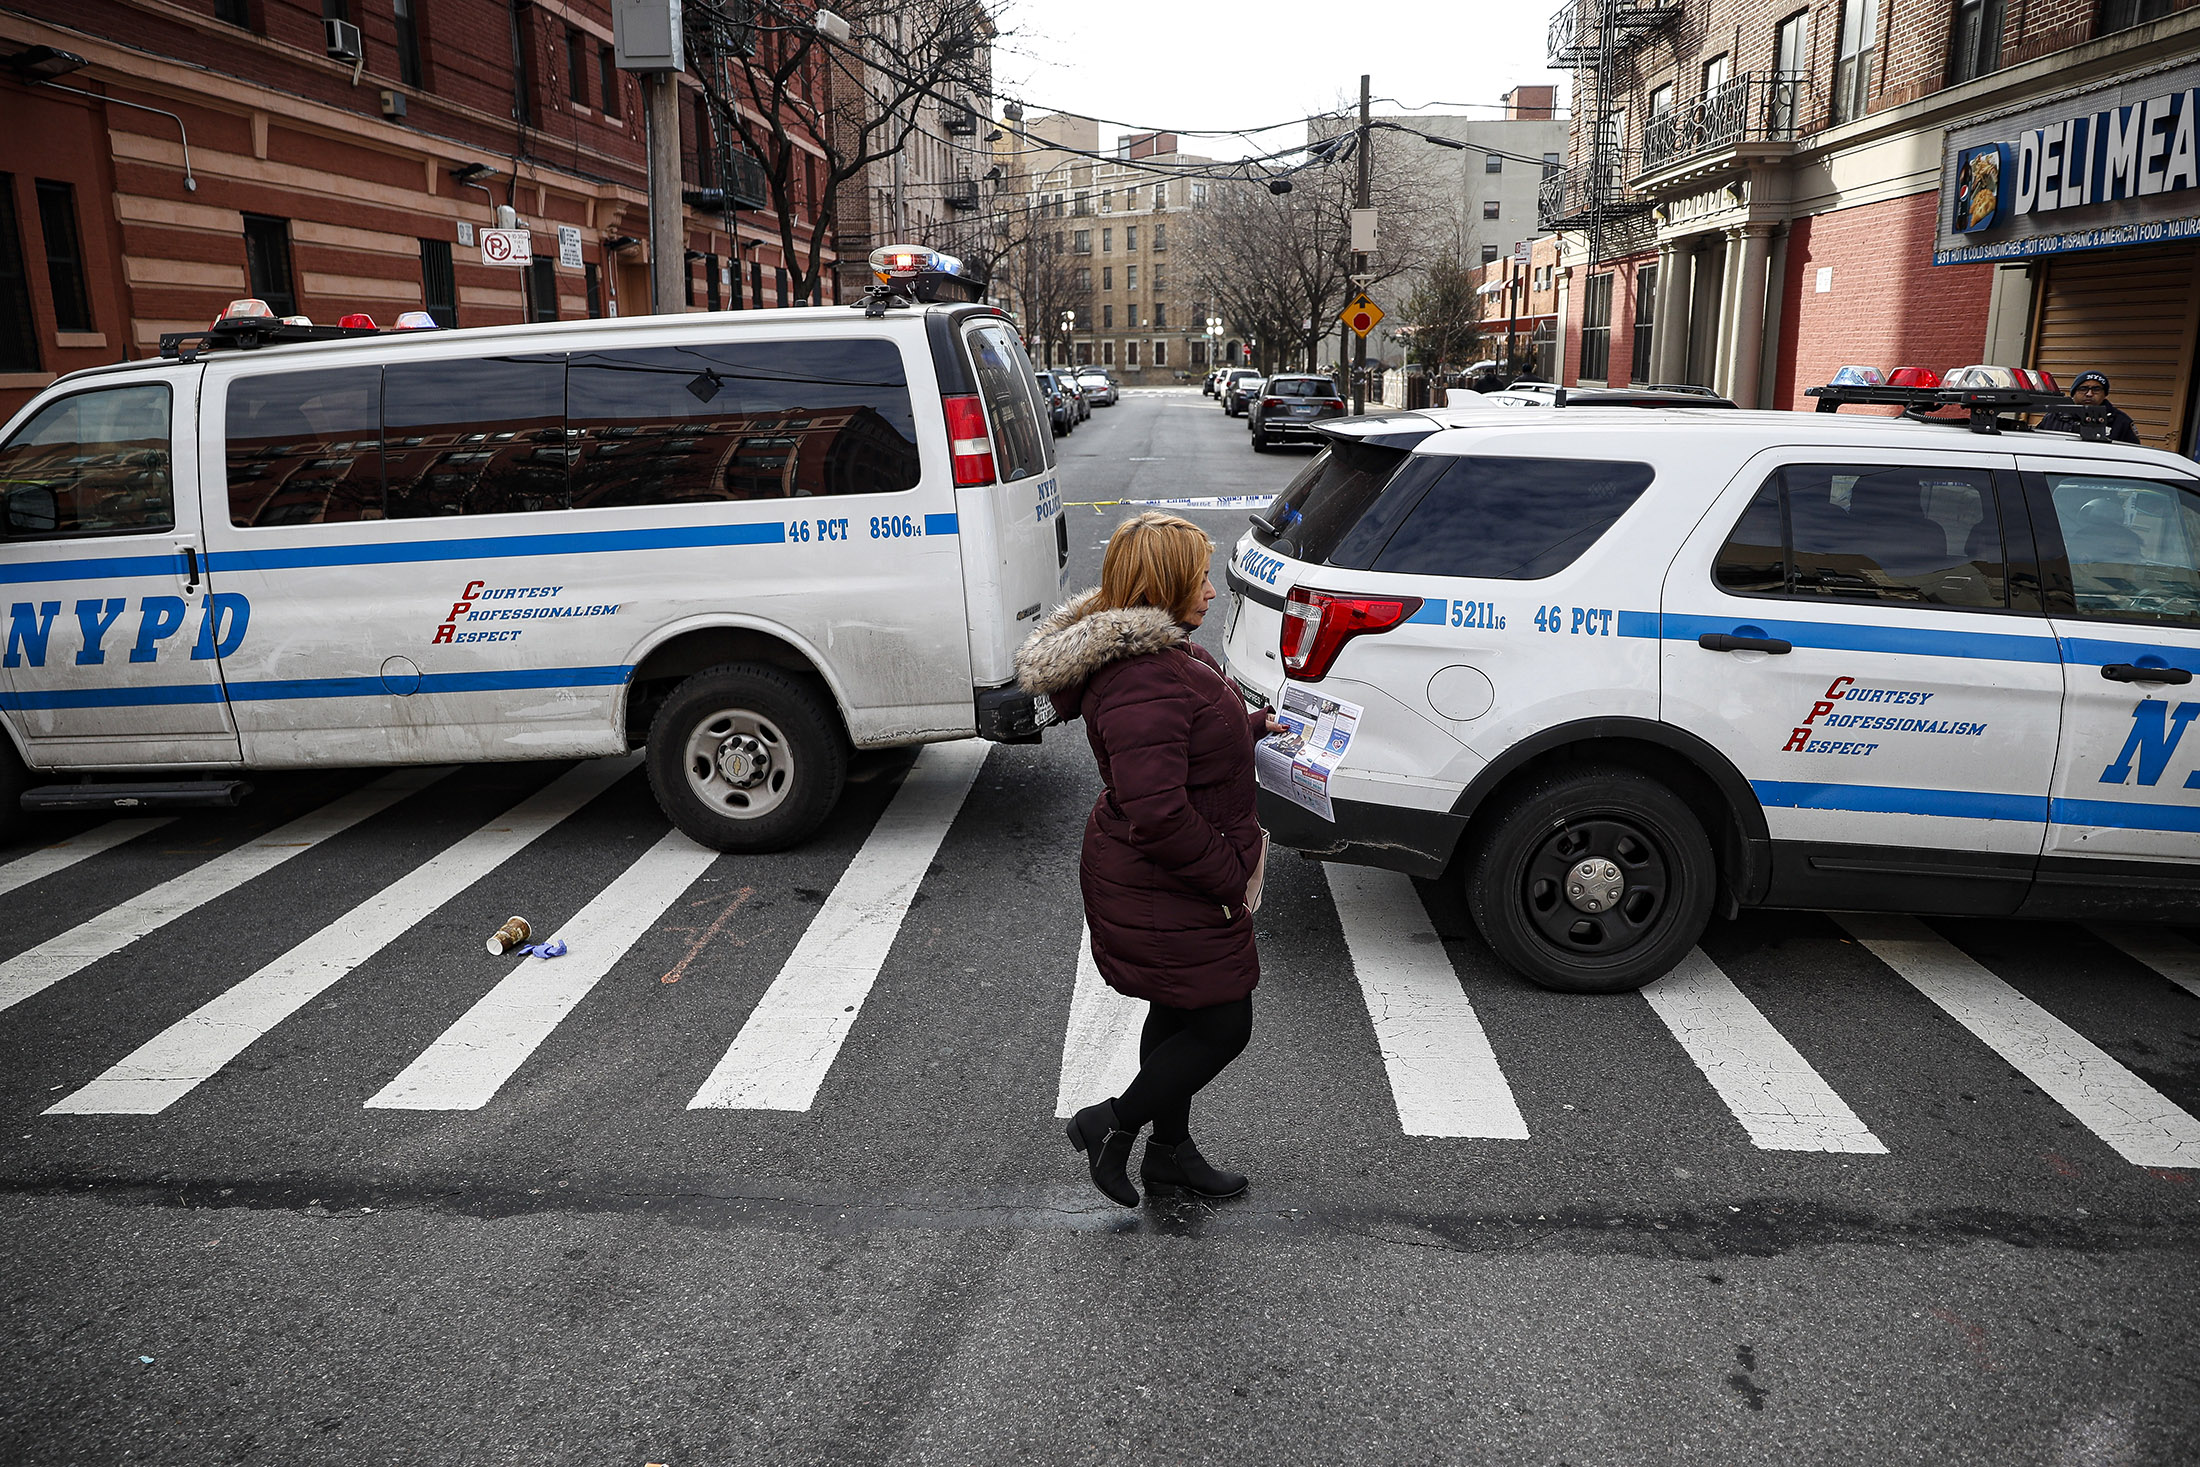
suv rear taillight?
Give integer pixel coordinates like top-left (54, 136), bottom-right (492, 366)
top-left (943, 393), bottom-right (995, 486)
top-left (1279, 586), bottom-right (1421, 681)
top-left (1262, 397), bottom-right (1285, 410)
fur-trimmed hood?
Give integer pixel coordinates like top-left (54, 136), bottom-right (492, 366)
top-left (1014, 589), bottom-right (1186, 699)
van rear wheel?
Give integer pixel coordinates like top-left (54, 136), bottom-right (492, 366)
top-left (646, 663), bottom-right (846, 852)
top-left (0, 736), bottom-right (27, 845)
top-left (1464, 765), bottom-right (1714, 994)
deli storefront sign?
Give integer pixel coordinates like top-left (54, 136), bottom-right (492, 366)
top-left (1934, 60), bottom-right (2200, 265)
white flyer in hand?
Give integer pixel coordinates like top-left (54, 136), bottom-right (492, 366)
top-left (1254, 686), bottom-right (1363, 823)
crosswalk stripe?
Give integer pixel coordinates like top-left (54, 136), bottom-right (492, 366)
top-left (47, 756), bottom-right (639, 1116)
top-left (1054, 922), bottom-right (1146, 1119)
top-left (1840, 913), bottom-right (2200, 1168)
top-left (1641, 948), bottom-right (1887, 1154)
top-left (365, 826), bottom-right (718, 1111)
top-left (689, 739), bottom-right (990, 1112)
top-left (0, 769), bottom-right (448, 1016)
top-left (0, 818), bottom-right (176, 899)
top-left (2087, 924), bottom-right (2200, 1002)
top-left (1323, 863), bottom-right (1528, 1140)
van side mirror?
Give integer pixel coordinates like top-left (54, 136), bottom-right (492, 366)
top-left (4, 486), bottom-right (57, 535)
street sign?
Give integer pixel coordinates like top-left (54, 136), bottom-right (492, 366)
top-left (1340, 293), bottom-right (1384, 338)
top-left (480, 227), bottom-right (532, 267)
top-left (557, 225), bottom-right (584, 269)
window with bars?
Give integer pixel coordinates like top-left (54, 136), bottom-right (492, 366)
top-left (527, 257), bottom-right (558, 322)
top-left (35, 180), bottom-right (93, 333)
top-left (1579, 272), bottom-right (1614, 382)
top-left (418, 238), bottom-right (456, 327)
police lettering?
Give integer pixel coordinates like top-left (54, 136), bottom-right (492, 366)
top-left (4, 594), bottom-right (253, 668)
top-left (2099, 699), bottom-right (2200, 789)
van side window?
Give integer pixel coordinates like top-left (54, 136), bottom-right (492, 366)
top-left (384, 355), bottom-right (568, 518)
top-left (1353, 457), bottom-right (1656, 580)
top-left (2034, 473), bottom-right (2200, 628)
top-left (963, 322), bottom-right (1048, 481)
top-left (1716, 464), bottom-right (2006, 609)
top-left (0, 384), bottom-right (172, 539)
top-left (567, 340), bottom-right (921, 507)
top-left (226, 367), bottom-right (384, 526)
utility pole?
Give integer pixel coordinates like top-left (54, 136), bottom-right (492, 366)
top-left (1351, 73), bottom-right (1370, 415)
top-left (646, 72), bottom-right (686, 314)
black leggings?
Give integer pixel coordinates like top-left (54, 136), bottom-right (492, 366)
top-left (1112, 996), bottom-right (1253, 1145)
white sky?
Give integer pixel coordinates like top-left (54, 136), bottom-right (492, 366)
top-left (991, 0), bottom-right (1574, 158)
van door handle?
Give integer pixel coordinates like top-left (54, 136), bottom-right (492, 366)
top-left (1698, 632), bottom-right (1791, 655)
top-left (2101, 662), bottom-right (2192, 685)
top-left (181, 546), bottom-right (199, 591)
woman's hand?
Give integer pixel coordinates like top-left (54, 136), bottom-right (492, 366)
top-left (1264, 712), bottom-right (1287, 735)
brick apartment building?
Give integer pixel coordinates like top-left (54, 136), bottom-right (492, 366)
top-left (1541, 0), bottom-right (2200, 452)
top-left (0, 0), bottom-right (835, 420)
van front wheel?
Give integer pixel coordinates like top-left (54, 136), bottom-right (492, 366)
top-left (646, 663), bottom-right (846, 852)
top-left (1464, 766), bottom-right (1714, 994)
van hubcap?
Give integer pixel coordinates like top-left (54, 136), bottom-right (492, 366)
top-left (686, 709), bottom-right (794, 818)
top-left (1523, 819), bottom-right (1668, 954)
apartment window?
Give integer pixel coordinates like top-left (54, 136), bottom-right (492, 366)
top-left (598, 44), bottom-right (620, 118)
top-left (1191, 301), bottom-right (1207, 329)
top-left (321, 0), bottom-right (349, 21)
top-left (1073, 230), bottom-right (1090, 254)
top-left (2100, 0), bottom-right (2171, 32)
top-left (241, 212), bottom-right (296, 318)
top-left (1483, 200), bottom-right (1500, 220)
top-left (418, 238), bottom-right (456, 327)
top-left (1125, 264), bottom-right (1138, 290)
top-left (1125, 340), bottom-right (1139, 368)
top-left (1771, 11), bottom-right (1809, 133)
top-left (1650, 82), bottom-right (1675, 116)
top-left (393, 0), bottom-right (423, 86)
top-left (1153, 340), bottom-right (1167, 367)
top-left (1073, 192), bottom-right (1090, 215)
top-left (1076, 267), bottom-right (1092, 290)
top-left (775, 267), bottom-right (788, 306)
top-left (1153, 183), bottom-right (1168, 210)
top-left (1102, 340), bottom-right (1115, 365)
top-left (584, 260), bottom-right (602, 318)
top-left (705, 251), bottom-right (721, 311)
top-left (1099, 190), bottom-right (1112, 212)
top-left (1153, 266), bottom-right (1165, 292)
top-left (1629, 265), bottom-right (1658, 385)
top-left (1702, 53), bottom-right (1730, 93)
top-left (1102, 304), bottom-right (1113, 328)
top-left (1485, 153), bottom-right (1503, 173)
top-left (34, 180), bottom-right (93, 333)
top-left (1193, 183), bottom-right (1207, 207)
top-left (1102, 265), bottom-right (1112, 290)
top-left (1542, 150), bottom-right (1562, 179)
top-left (527, 256), bottom-right (558, 322)
top-left (1126, 303), bottom-right (1140, 328)
top-left (685, 254), bottom-right (697, 307)
top-left (566, 27), bottom-right (588, 105)
top-left (1947, 0), bottom-right (2006, 83)
top-left (1153, 223), bottom-right (1166, 251)
top-left (1579, 272), bottom-right (1614, 382)
top-left (215, 0), bottom-right (253, 26)
top-left (1153, 302), bottom-right (1166, 330)
top-left (1125, 225), bottom-right (1138, 251)
top-left (1482, 244), bottom-right (1500, 264)
top-left (1190, 340), bottom-right (1207, 367)
top-left (0, 178), bottom-right (38, 371)
top-left (1833, 0), bottom-right (1878, 124)
top-left (1102, 228), bottom-right (1112, 253)
top-left (694, 94), bottom-right (715, 185)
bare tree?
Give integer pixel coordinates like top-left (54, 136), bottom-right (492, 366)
top-left (1395, 249), bottom-right (1485, 380)
top-left (684, 0), bottom-right (1002, 304)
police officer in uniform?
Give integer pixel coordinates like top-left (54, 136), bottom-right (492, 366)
top-left (2038, 370), bottom-right (2141, 444)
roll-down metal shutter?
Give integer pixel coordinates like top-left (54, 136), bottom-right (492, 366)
top-left (2029, 243), bottom-right (2200, 453)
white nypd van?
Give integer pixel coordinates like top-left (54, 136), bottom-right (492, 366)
top-left (1223, 374), bottom-right (2200, 992)
top-left (0, 248), bottom-right (1066, 851)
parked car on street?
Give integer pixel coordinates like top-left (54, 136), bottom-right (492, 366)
top-left (1204, 368), bottom-right (1227, 397)
top-left (1248, 373), bottom-right (1349, 450)
top-left (1075, 368), bottom-right (1118, 407)
top-left (1223, 371), bottom-right (1265, 416)
top-left (1222, 371), bottom-right (2200, 993)
top-left (1033, 371), bottom-right (1076, 436)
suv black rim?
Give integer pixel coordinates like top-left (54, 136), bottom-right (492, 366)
top-left (1520, 816), bottom-right (1670, 958)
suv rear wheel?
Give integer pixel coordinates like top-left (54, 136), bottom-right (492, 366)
top-left (1465, 765), bottom-right (1715, 994)
top-left (646, 663), bottom-right (847, 852)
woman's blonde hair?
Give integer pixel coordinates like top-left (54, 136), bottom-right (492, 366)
top-left (1095, 511), bottom-right (1213, 621)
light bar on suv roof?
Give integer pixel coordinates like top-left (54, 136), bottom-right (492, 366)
top-left (1806, 379), bottom-right (2113, 439)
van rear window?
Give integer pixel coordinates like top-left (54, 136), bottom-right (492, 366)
top-left (1333, 456), bottom-right (1656, 579)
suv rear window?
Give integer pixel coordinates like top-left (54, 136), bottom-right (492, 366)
top-left (1330, 456), bottom-right (1657, 579)
top-left (1267, 378), bottom-right (1336, 398)
top-left (1253, 439), bottom-right (1422, 564)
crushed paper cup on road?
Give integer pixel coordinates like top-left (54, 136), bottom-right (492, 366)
top-left (487, 915), bottom-right (532, 955)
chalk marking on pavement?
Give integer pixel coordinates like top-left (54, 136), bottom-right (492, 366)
top-left (47, 756), bottom-right (639, 1115)
top-left (367, 824), bottom-right (718, 1110)
top-left (689, 739), bottom-right (990, 1111)
top-left (1054, 922), bottom-right (1145, 1118)
top-left (1324, 863), bottom-right (1528, 1140)
top-left (2087, 924), bottom-right (2200, 1002)
top-left (0, 769), bottom-right (447, 1016)
top-left (1840, 913), bottom-right (2200, 1168)
top-left (1641, 948), bottom-right (1887, 1153)
top-left (0, 818), bottom-right (175, 900)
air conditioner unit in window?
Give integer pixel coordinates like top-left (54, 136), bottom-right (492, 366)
top-left (324, 18), bottom-right (363, 62)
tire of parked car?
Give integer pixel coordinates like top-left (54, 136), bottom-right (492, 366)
top-left (1251, 433), bottom-right (1269, 451)
top-left (1463, 765), bottom-right (1716, 994)
top-left (648, 662), bottom-right (848, 853)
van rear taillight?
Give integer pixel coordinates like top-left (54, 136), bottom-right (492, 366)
top-left (943, 393), bottom-right (995, 486)
top-left (1279, 586), bottom-right (1421, 681)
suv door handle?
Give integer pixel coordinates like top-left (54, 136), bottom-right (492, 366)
top-left (2101, 662), bottom-right (2193, 685)
top-left (1698, 632), bottom-right (1792, 655)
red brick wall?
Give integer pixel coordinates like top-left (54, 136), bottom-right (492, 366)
top-left (1772, 191), bottom-right (1997, 409)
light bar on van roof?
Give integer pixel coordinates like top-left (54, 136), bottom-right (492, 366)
top-left (393, 311), bottom-right (440, 330)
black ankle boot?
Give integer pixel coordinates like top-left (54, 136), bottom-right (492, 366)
top-left (1140, 1138), bottom-right (1247, 1199)
top-left (1065, 1099), bottom-right (1140, 1207)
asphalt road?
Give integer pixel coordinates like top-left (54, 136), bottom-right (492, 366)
top-left (4, 388), bottom-right (2199, 1466)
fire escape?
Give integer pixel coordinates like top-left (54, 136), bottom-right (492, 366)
top-left (1539, 0), bottom-right (1682, 264)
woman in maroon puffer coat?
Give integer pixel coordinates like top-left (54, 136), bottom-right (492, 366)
top-left (1015, 511), bottom-right (1281, 1207)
